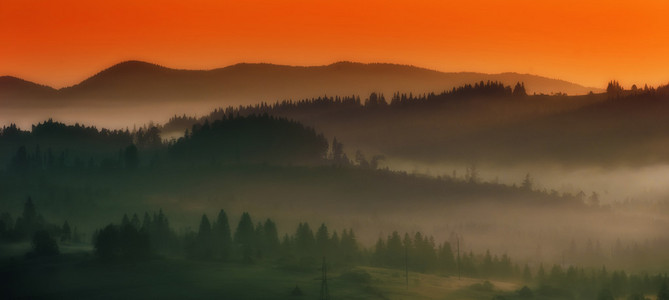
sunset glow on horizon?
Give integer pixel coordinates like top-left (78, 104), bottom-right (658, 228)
top-left (2, 0), bottom-right (668, 89)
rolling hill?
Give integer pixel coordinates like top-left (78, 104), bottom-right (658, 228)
top-left (0, 61), bottom-right (601, 129)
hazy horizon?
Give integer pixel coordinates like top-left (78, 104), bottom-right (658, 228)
top-left (3, 1), bottom-right (669, 89)
top-left (3, 60), bottom-right (612, 91)
top-left (4, 1), bottom-right (669, 299)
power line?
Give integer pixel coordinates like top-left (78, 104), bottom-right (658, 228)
top-left (320, 256), bottom-right (330, 300)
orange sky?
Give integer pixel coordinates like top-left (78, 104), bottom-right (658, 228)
top-left (1, 0), bottom-right (668, 89)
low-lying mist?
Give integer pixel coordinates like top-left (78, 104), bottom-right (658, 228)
top-left (387, 159), bottom-right (669, 204)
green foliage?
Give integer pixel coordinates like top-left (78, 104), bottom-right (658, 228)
top-left (61, 221), bottom-right (71, 242)
top-left (2, 120), bottom-right (135, 171)
top-left (94, 223), bottom-right (151, 261)
top-left (169, 114), bottom-right (328, 165)
top-left (123, 144), bottom-right (139, 169)
top-left (191, 214), bottom-right (213, 259)
top-left (235, 212), bottom-right (255, 262)
top-left (659, 281), bottom-right (669, 300)
top-left (30, 230), bottom-right (59, 257)
top-left (212, 209), bottom-right (232, 260)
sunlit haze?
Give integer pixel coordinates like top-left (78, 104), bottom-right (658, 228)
top-left (2, 0), bottom-right (669, 88)
top-left (4, 1), bottom-right (669, 299)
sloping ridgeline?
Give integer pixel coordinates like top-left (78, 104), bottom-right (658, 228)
top-left (168, 114), bottom-right (328, 165)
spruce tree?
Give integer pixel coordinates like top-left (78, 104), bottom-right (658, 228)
top-left (213, 209), bottom-right (232, 260)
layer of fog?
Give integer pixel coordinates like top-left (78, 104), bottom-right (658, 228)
top-left (386, 158), bottom-right (669, 204)
top-left (0, 103), bottom-right (220, 130)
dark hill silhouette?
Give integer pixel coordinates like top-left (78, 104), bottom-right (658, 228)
top-left (0, 61), bottom-right (602, 129)
top-left (3, 61), bottom-right (600, 106)
top-left (0, 76), bottom-right (56, 105)
top-left (159, 84), bottom-right (669, 167)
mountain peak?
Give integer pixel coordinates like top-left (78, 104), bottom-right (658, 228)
top-left (0, 76), bottom-right (56, 95)
top-left (102, 60), bottom-right (167, 74)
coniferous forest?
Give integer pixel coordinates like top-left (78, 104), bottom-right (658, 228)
top-left (2, 78), bottom-right (669, 300)
top-left (7, 0), bottom-right (669, 298)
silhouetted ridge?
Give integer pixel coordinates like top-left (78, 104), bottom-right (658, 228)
top-left (169, 114), bottom-right (328, 165)
top-left (1, 60), bottom-right (601, 97)
top-left (0, 76), bottom-right (56, 98)
top-left (71, 60), bottom-right (174, 88)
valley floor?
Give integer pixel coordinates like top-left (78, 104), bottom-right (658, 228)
top-left (0, 248), bottom-right (520, 300)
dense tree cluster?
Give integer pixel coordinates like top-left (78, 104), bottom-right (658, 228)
top-left (2, 115), bottom-right (339, 172)
top-left (29, 230), bottom-right (59, 257)
top-left (169, 114), bottom-right (329, 165)
top-left (0, 197), bottom-right (77, 244)
top-left (93, 209), bottom-right (363, 270)
top-left (605, 80), bottom-right (669, 99)
top-left (93, 210), bottom-right (180, 261)
top-left (523, 264), bottom-right (669, 300)
top-left (1, 119), bottom-right (162, 172)
top-left (197, 81), bottom-right (521, 125)
top-left (372, 231), bottom-right (512, 277)
top-left (161, 114), bottom-right (199, 133)
top-left (94, 223), bottom-right (150, 261)
top-left (0, 197), bottom-right (80, 260)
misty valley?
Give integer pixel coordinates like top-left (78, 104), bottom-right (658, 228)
top-left (2, 79), bottom-right (669, 300)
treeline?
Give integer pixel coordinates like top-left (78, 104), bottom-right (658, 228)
top-left (168, 114), bottom-right (329, 165)
top-left (606, 80), bottom-right (669, 99)
top-left (1, 119), bottom-right (160, 171)
top-left (0, 197), bottom-right (80, 244)
top-left (93, 209), bottom-right (363, 269)
top-left (558, 237), bottom-right (669, 271)
top-left (3, 115), bottom-right (338, 172)
top-left (89, 208), bottom-right (669, 299)
top-left (372, 231), bottom-right (513, 277)
top-left (7, 200), bottom-right (669, 299)
top-left (372, 229), bottom-right (669, 298)
top-left (198, 81), bottom-right (526, 123)
top-left (522, 264), bottom-right (669, 299)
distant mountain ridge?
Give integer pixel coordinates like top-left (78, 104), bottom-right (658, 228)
top-left (2, 61), bottom-right (601, 104)
top-left (0, 60), bottom-right (603, 129)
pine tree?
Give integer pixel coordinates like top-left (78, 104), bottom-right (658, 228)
top-left (61, 221), bottom-right (72, 242)
top-left (263, 219), bottom-right (279, 256)
top-left (521, 173), bottom-right (533, 190)
top-left (235, 212), bottom-right (255, 261)
top-left (513, 82), bottom-right (527, 96)
top-left (437, 242), bottom-right (455, 272)
top-left (522, 264), bottom-right (532, 282)
top-left (213, 209), bottom-right (232, 260)
top-left (316, 223), bottom-right (330, 256)
top-left (196, 214), bottom-right (212, 259)
top-left (295, 222), bottom-right (315, 256)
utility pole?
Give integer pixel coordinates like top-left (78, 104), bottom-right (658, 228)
top-left (457, 234), bottom-right (461, 280)
top-left (320, 256), bottom-right (330, 300)
top-left (405, 243), bottom-right (409, 290)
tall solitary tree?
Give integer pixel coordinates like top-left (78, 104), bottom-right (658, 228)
top-left (196, 214), bottom-right (212, 259)
top-left (521, 173), bottom-right (533, 191)
top-left (234, 212), bottom-right (255, 261)
top-left (263, 219), bottom-right (280, 256)
top-left (213, 209), bottom-right (232, 260)
top-left (61, 221), bottom-right (72, 242)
